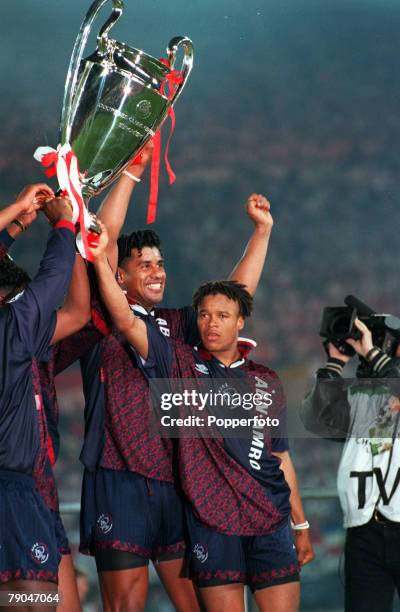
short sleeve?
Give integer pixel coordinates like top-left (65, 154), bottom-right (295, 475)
top-left (271, 438), bottom-right (289, 452)
top-left (136, 319), bottom-right (173, 380)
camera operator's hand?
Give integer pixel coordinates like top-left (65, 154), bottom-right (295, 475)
top-left (327, 342), bottom-right (352, 363)
top-left (346, 318), bottom-right (374, 358)
top-left (389, 397), bottom-right (400, 413)
top-left (41, 197), bottom-right (73, 226)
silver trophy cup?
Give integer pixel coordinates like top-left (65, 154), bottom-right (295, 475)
top-left (60, 0), bottom-right (194, 202)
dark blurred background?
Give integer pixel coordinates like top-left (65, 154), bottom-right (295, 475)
top-left (1, 0), bottom-right (400, 609)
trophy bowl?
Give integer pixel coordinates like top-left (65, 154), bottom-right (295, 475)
top-left (60, 0), bottom-right (194, 200)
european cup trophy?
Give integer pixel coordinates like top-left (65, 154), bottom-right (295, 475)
top-left (35, 0), bottom-right (193, 256)
top-left (61, 0), bottom-right (193, 199)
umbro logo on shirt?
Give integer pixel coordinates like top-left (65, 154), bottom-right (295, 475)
top-left (195, 364), bottom-right (210, 375)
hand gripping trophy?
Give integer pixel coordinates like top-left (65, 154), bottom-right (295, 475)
top-left (35, 0), bottom-right (193, 259)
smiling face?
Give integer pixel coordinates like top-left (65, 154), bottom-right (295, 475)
top-left (117, 246), bottom-right (166, 309)
top-left (197, 293), bottom-right (244, 355)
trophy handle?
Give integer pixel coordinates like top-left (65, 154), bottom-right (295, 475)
top-left (60, 0), bottom-right (124, 143)
top-left (97, 0), bottom-right (124, 56)
top-left (166, 36), bottom-right (194, 106)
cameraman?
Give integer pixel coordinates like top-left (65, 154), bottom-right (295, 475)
top-left (301, 317), bottom-right (400, 612)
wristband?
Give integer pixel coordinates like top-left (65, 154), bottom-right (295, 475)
top-left (123, 170), bottom-right (141, 183)
top-left (291, 520), bottom-right (310, 530)
top-left (54, 220), bottom-right (75, 233)
top-left (365, 347), bottom-right (380, 362)
top-left (325, 358), bottom-right (345, 376)
top-left (11, 219), bottom-right (25, 233)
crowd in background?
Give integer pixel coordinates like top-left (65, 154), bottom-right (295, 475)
top-left (2, 2), bottom-right (400, 608)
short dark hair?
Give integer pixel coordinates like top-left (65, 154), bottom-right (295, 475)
top-left (0, 256), bottom-right (30, 293)
top-left (192, 280), bottom-right (253, 318)
top-left (117, 230), bottom-right (162, 266)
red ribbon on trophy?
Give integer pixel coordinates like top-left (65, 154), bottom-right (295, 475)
top-left (145, 60), bottom-right (183, 224)
top-left (33, 144), bottom-right (95, 262)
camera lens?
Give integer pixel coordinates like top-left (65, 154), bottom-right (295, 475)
top-left (330, 313), bottom-right (351, 337)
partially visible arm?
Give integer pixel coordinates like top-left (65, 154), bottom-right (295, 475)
top-left (91, 225), bottom-right (149, 358)
top-left (0, 202), bottom-right (25, 232)
top-left (53, 322), bottom-right (105, 376)
top-left (96, 142), bottom-right (153, 271)
top-left (0, 183), bottom-right (53, 232)
top-left (50, 255), bottom-right (91, 345)
top-left (96, 177), bottom-right (135, 271)
top-left (178, 194), bottom-right (272, 344)
top-left (272, 450), bottom-right (315, 567)
top-left (300, 343), bottom-right (351, 440)
top-left (52, 269), bottom-right (108, 374)
top-left (347, 318), bottom-right (400, 394)
top-left (0, 187), bottom-right (51, 253)
top-left (228, 193), bottom-right (273, 296)
top-left (11, 224), bottom-right (75, 358)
